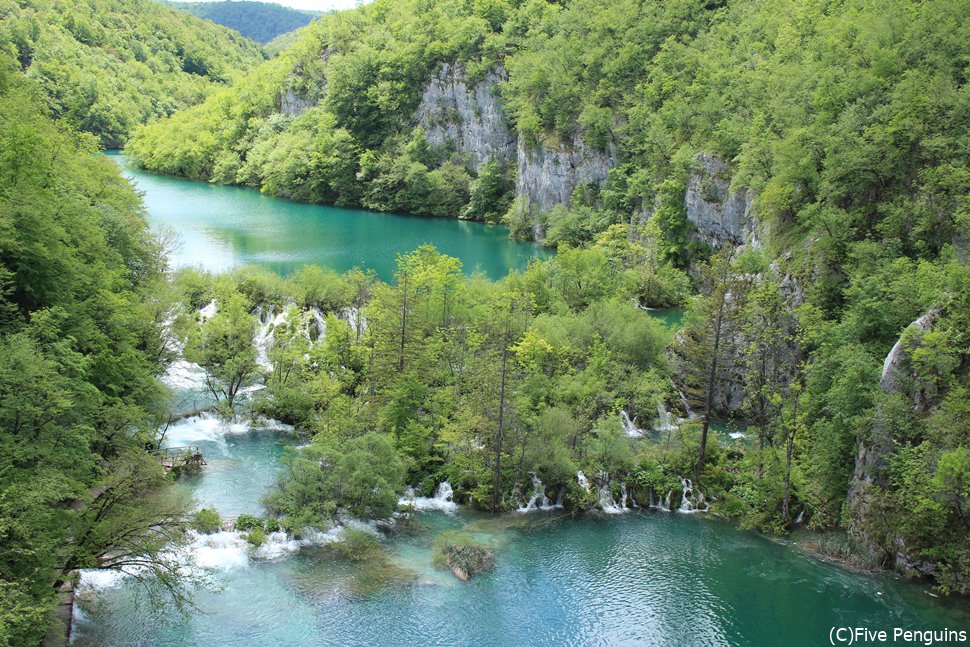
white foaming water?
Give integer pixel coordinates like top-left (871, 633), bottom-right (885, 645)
top-left (163, 413), bottom-right (253, 446)
top-left (675, 383), bottom-right (696, 419)
top-left (308, 308), bottom-right (327, 344)
top-left (576, 470), bottom-right (591, 493)
top-left (596, 473), bottom-right (631, 514)
top-left (517, 474), bottom-right (562, 513)
top-left (400, 481), bottom-right (459, 513)
top-left (162, 359), bottom-right (208, 391)
top-left (678, 478), bottom-right (708, 513)
top-left (598, 483), bottom-right (625, 514)
top-left (189, 530), bottom-right (250, 570)
top-left (620, 410), bottom-right (645, 438)
top-left (344, 307), bottom-right (365, 336)
top-left (649, 489), bottom-right (673, 512)
top-left (653, 402), bottom-right (678, 434)
top-left (254, 305), bottom-right (290, 371)
top-left (729, 431), bottom-right (745, 441)
top-left (75, 568), bottom-right (130, 595)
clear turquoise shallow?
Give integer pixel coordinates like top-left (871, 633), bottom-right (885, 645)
top-left (106, 152), bottom-right (549, 281)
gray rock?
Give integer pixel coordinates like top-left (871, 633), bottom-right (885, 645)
top-left (280, 85), bottom-right (314, 117)
top-left (685, 153), bottom-right (758, 248)
top-left (414, 63), bottom-right (515, 171)
top-left (515, 132), bottom-right (617, 214)
top-left (847, 309), bottom-right (941, 567)
top-left (878, 309), bottom-right (940, 394)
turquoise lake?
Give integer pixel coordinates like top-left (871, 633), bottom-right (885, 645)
top-left (107, 152), bottom-right (548, 281)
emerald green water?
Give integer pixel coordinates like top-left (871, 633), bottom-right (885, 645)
top-left (106, 152), bottom-right (548, 281)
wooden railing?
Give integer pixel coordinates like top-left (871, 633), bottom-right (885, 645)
top-left (151, 446), bottom-right (206, 471)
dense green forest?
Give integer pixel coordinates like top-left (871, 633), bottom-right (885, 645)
top-left (168, 1), bottom-right (318, 44)
top-left (0, 59), bottom-right (203, 645)
top-left (0, 0), bottom-right (264, 146)
top-left (2, 0), bottom-right (970, 641)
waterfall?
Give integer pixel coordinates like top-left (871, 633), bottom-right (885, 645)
top-left (308, 308), bottom-right (327, 344)
top-left (344, 307), bottom-right (365, 335)
top-left (596, 473), bottom-right (629, 514)
top-left (576, 470), bottom-right (591, 493)
top-left (398, 481), bottom-right (458, 513)
top-left (598, 483), bottom-right (624, 514)
top-left (678, 390), bottom-right (695, 418)
top-left (653, 402), bottom-right (678, 434)
top-left (622, 482), bottom-right (639, 509)
top-left (253, 306), bottom-right (289, 371)
top-left (620, 410), bottom-right (644, 438)
top-left (517, 474), bottom-right (560, 512)
top-left (677, 478), bottom-right (708, 513)
top-left (649, 489), bottom-right (672, 512)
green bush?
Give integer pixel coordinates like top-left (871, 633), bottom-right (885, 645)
top-left (191, 508), bottom-right (222, 534)
top-left (235, 514), bottom-right (265, 532)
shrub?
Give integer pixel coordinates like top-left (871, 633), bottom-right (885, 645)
top-left (191, 508), bottom-right (222, 534)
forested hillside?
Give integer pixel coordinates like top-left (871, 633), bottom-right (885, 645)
top-left (127, 0), bottom-right (970, 592)
top-left (0, 0), bottom-right (264, 147)
top-left (169, 1), bottom-right (318, 44)
top-left (0, 57), bottom-right (200, 645)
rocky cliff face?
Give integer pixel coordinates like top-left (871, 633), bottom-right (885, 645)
top-left (685, 153), bottom-right (758, 249)
top-left (515, 133), bottom-right (617, 213)
top-left (847, 309), bottom-right (941, 573)
top-left (415, 63), bottom-right (618, 223)
top-left (414, 64), bottom-right (515, 171)
top-left (280, 85), bottom-right (313, 117)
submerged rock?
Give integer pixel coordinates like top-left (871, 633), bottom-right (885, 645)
top-left (433, 530), bottom-right (495, 582)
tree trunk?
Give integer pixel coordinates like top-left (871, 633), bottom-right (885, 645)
top-left (491, 314), bottom-right (510, 512)
top-left (697, 297), bottom-right (726, 481)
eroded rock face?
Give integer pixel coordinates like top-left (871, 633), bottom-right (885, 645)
top-left (685, 153), bottom-right (758, 249)
top-left (847, 309), bottom-right (941, 567)
top-left (515, 133), bottom-right (617, 213)
top-left (280, 85), bottom-right (313, 117)
top-left (414, 64), bottom-right (515, 171)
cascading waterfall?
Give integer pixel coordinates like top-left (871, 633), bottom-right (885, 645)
top-left (344, 307), bottom-right (365, 336)
top-left (597, 473), bottom-right (629, 514)
top-left (620, 410), bottom-right (645, 438)
top-left (677, 388), bottom-right (696, 419)
top-left (308, 308), bottom-right (327, 344)
top-left (576, 470), bottom-right (591, 493)
top-left (648, 489), bottom-right (673, 512)
top-left (517, 474), bottom-right (561, 512)
top-left (254, 305), bottom-right (289, 371)
top-left (399, 481), bottom-right (459, 513)
top-left (677, 478), bottom-right (708, 513)
top-left (598, 483), bottom-right (624, 514)
top-left (653, 402), bottom-right (678, 434)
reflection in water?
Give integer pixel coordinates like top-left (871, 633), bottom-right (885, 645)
top-left (109, 152), bottom-right (549, 281)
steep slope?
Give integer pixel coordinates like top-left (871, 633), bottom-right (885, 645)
top-left (0, 56), bottom-right (193, 645)
top-left (0, 0), bottom-right (265, 146)
top-left (170, 1), bottom-right (318, 44)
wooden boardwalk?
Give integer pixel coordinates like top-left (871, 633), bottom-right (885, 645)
top-left (152, 446), bottom-right (206, 473)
